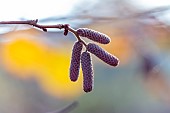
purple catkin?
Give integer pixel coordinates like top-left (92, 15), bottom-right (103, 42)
top-left (69, 41), bottom-right (83, 82)
top-left (76, 28), bottom-right (111, 44)
top-left (81, 52), bottom-right (93, 92)
top-left (87, 43), bottom-right (119, 66)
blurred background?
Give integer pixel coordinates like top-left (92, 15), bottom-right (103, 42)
top-left (1, 0), bottom-right (170, 113)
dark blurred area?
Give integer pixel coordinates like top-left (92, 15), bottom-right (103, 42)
top-left (1, 0), bottom-right (170, 113)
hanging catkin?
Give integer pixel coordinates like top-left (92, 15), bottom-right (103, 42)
top-left (69, 41), bottom-right (83, 81)
top-left (81, 52), bottom-right (93, 92)
top-left (77, 28), bottom-right (110, 44)
top-left (87, 43), bottom-right (119, 66)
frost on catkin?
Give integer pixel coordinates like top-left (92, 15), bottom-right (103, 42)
top-left (81, 52), bottom-right (93, 92)
top-left (69, 41), bottom-right (83, 82)
top-left (87, 43), bottom-right (119, 66)
top-left (77, 28), bottom-right (110, 44)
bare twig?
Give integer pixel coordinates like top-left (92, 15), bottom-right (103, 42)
top-left (0, 19), bottom-right (87, 46)
top-left (68, 27), bottom-right (87, 46)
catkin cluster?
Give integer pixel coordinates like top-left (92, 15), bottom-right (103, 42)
top-left (69, 28), bottom-right (119, 92)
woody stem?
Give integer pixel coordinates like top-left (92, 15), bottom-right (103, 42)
top-left (0, 19), bottom-right (87, 46)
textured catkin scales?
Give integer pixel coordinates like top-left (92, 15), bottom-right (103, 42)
top-left (81, 52), bottom-right (93, 92)
top-left (69, 41), bottom-right (83, 81)
top-left (87, 43), bottom-right (119, 66)
top-left (77, 28), bottom-right (110, 44)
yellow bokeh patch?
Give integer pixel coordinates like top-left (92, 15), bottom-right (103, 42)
top-left (1, 34), bottom-right (82, 99)
top-left (1, 38), bottom-right (45, 78)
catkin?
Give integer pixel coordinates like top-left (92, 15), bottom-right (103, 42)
top-left (69, 41), bottom-right (83, 82)
top-left (81, 52), bottom-right (93, 92)
top-left (87, 43), bottom-right (119, 66)
top-left (77, 28), bottom-right (110, 44)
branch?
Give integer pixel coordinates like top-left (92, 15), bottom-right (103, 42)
top-left (0, 19), bottom-right (119, 93)
top-left (0, 19), bottom-right (87, 46)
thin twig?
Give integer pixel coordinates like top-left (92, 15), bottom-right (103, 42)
top-left (0, 19), bottom-right (87, 46)
top-left (0, 19), bottom-right (63, 31)
top-left (68, 27), bottom-right (87, 46)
